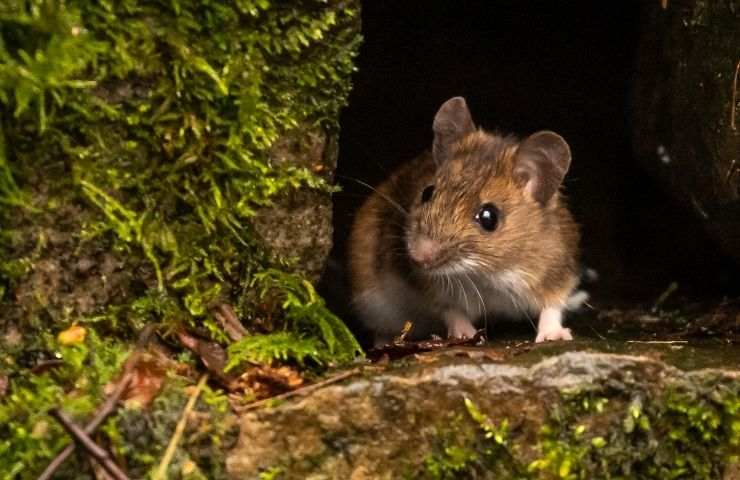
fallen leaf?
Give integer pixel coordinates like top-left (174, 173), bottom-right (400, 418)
top-left (176, 329), bottom-right (238, 389)
top-left (234, 364), bottom-right (304, 400)
top-left (121, 354), bottom-right (169, 408)
top-left (58, 325), bottom-right (87, 345)
top-left (367, 330), bottom-right (487, 361)
top-left (181, 459), bottom-right (198, 476)
top-left (108, 349), bottom-right (188, 408)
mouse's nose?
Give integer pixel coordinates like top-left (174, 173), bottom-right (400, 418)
top-left (408, 236), bottom-right (440, 267)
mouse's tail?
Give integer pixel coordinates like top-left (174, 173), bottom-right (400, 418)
top-left (565, 264), bottom-right (599, 312)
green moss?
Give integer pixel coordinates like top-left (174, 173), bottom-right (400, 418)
top-left (422, 444), bottom-right (479, 480)
top-left (103, 377), bottom-right (237, 479)
top-left (0, 0), bottom-right (361, 335)
top-left (258, 466), bottom-right (284, 480)
top-left (0, 331), bottom-right (130, 479)
top-left (412, 384), bottom-right (740, 479)
top-left (0, 328), bottom-right (238, 479)
top-left (416, 400), bottom-right (528, 479)
top-left (0, 1), bottom-right (361, 478)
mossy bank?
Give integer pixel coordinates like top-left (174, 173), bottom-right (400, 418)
top-left (0, 1), bottom-right (361, 477)
top-left (227, 349), bottom-right (740, 479)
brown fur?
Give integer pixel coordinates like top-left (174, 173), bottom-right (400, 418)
top-left (349, 98), bottom-right (581, 344)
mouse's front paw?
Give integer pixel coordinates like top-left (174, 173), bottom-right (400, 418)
top-left (446, 316), bottom-right (477, 339)
top-left (535, 327), bottom-right (573, 343)
top-left (448, 322), bottom-right (477, 339)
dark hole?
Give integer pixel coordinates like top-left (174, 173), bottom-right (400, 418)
top-left (321, 0), bottom-right (740, 344)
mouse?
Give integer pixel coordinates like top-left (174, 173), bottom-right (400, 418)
top-left (348, 96), bottom-right (585, 346)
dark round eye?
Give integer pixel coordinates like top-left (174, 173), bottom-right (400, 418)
top-left (475, 203), bottom-right (499, 232)
top-left (421, 185), bottom-right (435, 203)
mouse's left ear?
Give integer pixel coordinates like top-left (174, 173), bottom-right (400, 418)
top-left (513, 131), bottom-right (571, 205)
top-left (432, 97), bottom-right (476, 165)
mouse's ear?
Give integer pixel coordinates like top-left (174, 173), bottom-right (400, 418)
top-left (513, 131), bottom-right (571, 205)
top-left (432, 97), bottom-right (475, 165)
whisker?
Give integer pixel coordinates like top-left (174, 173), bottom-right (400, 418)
top-left (464, 272), bottom-right (486, 322)
top-left (456, 277), bottom-right (470, 315)
top-left (525, 312), bottom-right (537, 333)
top-left (338, 175), bottom-right (409, 217)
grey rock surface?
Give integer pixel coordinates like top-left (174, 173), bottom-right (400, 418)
top-left (227, 347), bottom-right (740, 479)
top-left (253, 127), bottom-right (337, 282)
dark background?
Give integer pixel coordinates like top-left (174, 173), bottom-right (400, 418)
top-left (323, 0), bottom-right (740, 322)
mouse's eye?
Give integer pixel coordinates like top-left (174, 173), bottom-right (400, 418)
top-left (475, 203), bottom-right (499, 232)
top-left (421, 185), bottom-right (435, 203)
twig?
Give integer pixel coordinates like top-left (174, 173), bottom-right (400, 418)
top-left (38, 368), bottom-right (136, 480)
top-left (651, 281), bottom-right (678, 313)
top-left (589, 326), bottom-right (607, 340)
top-left (152, 374), bottom-right (208, 480)
top-left (731, 59), bottom-right (739, 131)
top-left (626, 340), bottom-right (688, 344)
top-left (212, 304), bottom-right (247, 341)
top-left (725, 159), bottom-right (738, 184)
top-left (394, 321), bottom-right (414, 343)
top-left (236, 368), bottom-right (361, 413)
top-left (49, 409), bottom-right (130, 480)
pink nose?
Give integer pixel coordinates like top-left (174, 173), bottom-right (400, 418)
top-left (409, 236), bottom-right (440, 267)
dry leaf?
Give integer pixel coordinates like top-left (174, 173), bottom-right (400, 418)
top-left (58, 324), bottom-right (87, 345)
top-left (234, 365), bottom-right (304, 400)
top-left (181, 459), bottom-right (198, 476)
top-left (368, 330), bottom-right (487, 361)
top-left (176, 329), bottom-right (239, 389)
top-left (108, 350), bottom-right (188, 408)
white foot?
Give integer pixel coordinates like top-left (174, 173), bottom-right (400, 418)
top-left (445, 310), bottom-right (477, 339)
top-left (535, 326), bottom-right (573, 342)
top-left (535, 307), bottom-right (573, 343)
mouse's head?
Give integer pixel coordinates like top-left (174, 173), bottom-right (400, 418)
top-left (406, 97), bottom-right (572, 278)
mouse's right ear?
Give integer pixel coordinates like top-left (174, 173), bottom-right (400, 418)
top-left (432, 97), bottom-right (475, 165)
top-left (513, 131), bottom-right (571, 205)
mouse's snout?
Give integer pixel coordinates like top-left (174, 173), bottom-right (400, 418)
top-left (407, 236), bottom-right (441, 268)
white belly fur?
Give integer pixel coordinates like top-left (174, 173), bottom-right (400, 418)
top-left (435, 269), bottom-right (539, 321)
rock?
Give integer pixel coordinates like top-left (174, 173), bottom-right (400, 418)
top-left (633, 1), bottom-right (740, 261)
top-left (227, 346), bottom-right (740, 479)
top-left (253, 128), bottom-right (337, 282)
top-left (0, 1), bottom-right (361, 328)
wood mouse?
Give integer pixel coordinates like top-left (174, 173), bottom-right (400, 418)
top-left (348, 97), bottom-right (585, 346)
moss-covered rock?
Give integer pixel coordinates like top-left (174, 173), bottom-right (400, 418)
top-left (227, 348), bottom-right (740, 479)
top-left (0, 1), bottom-right (361, 477)
top-left (0, 0), bottom-right (360, 338)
